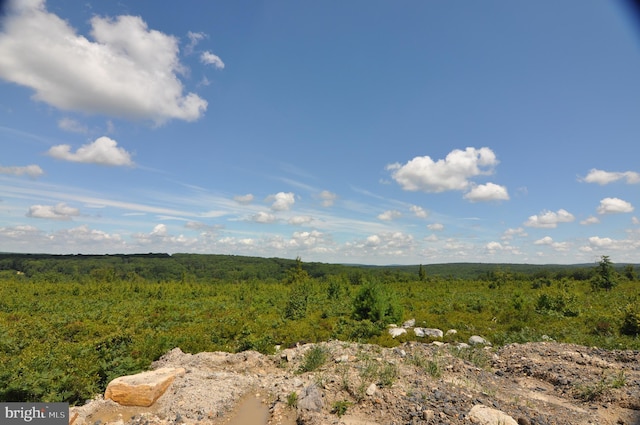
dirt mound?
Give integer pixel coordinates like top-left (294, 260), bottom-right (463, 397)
top-left (71, 341), bottom-right (640, 425)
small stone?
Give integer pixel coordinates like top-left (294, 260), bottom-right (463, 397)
top-left (366, 383), bottom-right (377, 396)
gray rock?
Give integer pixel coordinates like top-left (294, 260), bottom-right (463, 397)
top-left (469, 335), bottom-right (491, 346)
top-left (297, 383), bottom-right (323, 412)
top-left (388, 327), bottom-right (407, 338)
top-left (414, 328), bottom-right (443, 338)
top-left (402, 318), bottom-right (416, 328)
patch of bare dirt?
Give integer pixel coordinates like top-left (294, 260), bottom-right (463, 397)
top-left (71, 341), bottom-right (640, 425)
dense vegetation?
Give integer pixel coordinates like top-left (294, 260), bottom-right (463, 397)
top-left (0, 253), bottom-right (638, 405)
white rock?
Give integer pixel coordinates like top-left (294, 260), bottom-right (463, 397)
top-left (468, 405), bottom-right (518, 425)
top-left (388, 328), bottom-right (407, 338)
top-left (445, 329), bottom-right (457, 336)
top-left (366, 383), bottom-right (377, 396)
top-left (402, 318), bottom-right (416, 328)
top-left (469, 335), bottom-right (491, 346)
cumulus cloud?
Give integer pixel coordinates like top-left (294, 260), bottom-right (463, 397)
top-left (318, 190), bottom-right (337, 207)
top-left (386, 147), bottom-right (498, 193)
top-left (47, 137), bottom-right (134, 166)
top-left (581, 169), bottom-right (640, 185)
top-left (0, 164), bottom-right (44, 178)
top-left (410, 205), bottom-right (429, 218)
top-left (252, 211), bottom-right (276, 223)
top-left (26, 202), bottom-right (79, 220)
top-left (596, 197), bottom-right (634, 214)
top-left (268, 192), bottom-right (295, 211)
top-left (427, 223), bottom-right (444, 231)
top-left (288, 215), bottom-right (313, 225)
top-left (463, 182), bottom-right (509, 202)
top-left (233, 194), bottom-right (254, 204)
top-left (524, 209), bottom-right (574, 228)
top-left (58, 117), bottom-right (88, 133)
top-left (200, 51), bottom-right (225, 69)
top-left (534, 236), bottom-right (570, 251)
top-left (502, 227), bottom-right (527, 240)
top-left (580, 216), bottom-right (600, 225)
top-left (377, 210), bottom-right (401, 221)
top-left (486, 241), bottom-right (504, 252)
top-left (0, 0), bottom-right (210, 124)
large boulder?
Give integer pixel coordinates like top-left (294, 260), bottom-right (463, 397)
top-left (105, 367), bottom-right (185, 407)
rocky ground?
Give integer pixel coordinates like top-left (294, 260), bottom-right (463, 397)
top-left (71, 340), bottom-right (640, 425)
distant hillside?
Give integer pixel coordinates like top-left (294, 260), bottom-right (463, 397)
top-left (0, 252), bottom-right (636, 281)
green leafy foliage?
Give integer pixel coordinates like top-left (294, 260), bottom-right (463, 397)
top-left (352, 281), bottom-right (403, 325)
top-left (0, 253), bottom-right (638, 405)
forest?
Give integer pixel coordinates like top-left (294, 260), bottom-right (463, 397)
top-left (0, 252), bottom-right (638, 405)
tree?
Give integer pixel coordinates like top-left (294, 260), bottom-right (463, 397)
top-left (418, 264), bottom-right (427, 282)
top-left (352, 281), bottom-right (403, 325)
top-left (591, 255), bottom-right (617, 291)
top-left (623, 264), bottom-right (637, 281)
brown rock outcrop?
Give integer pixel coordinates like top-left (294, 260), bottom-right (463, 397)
top-left (104, 367), bottom-right (185, 407)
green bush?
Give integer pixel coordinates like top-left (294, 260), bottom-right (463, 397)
top-left (352, 281), bottom-right (403, 325)
top-left (620, 304), bottom-right (640, 336)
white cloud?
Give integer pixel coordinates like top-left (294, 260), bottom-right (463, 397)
top-left (233, 194), bottom-right (254, 204)
top-left (288, 215), bottom-right (313, 225)
top-left (268, 192), bottom-right (295, 211)
top-left (58, 117), bottom-right (88, 133)
top-left (377, 210), bottom-right (401, 221)
top-left (200, 51), bottom-right (225, 69)
top-left (486, 241), bottom-right (503, 251)
top-left (387, 147), bottom-right (498, 193)
top-left (524, 209), bottom-right (575, 228)
top-left (581, 169), bottom-right (640, 185)
top-left (185, 31), bottom-right (206, 55)
top-left (633, 217), bottom-right (640, 225)
top-left (318, 190), bottom-right (337, 207)
top-left (0, 164), bottom-right (44, 178)
top-left (0, 1), bottom-right (209, 124)
top-left (252, 211), bottom-right (276, 223)
top-left (580, 216), bottom-right (600, 225)
top-left (26, 202), bottom-right (79, 220)
top-left (502, 227), bottom-right (527, 240)
top-left (290, 230), bottom-right (324, 248)
top-left (596, 197), bottom-right (634, 214)
top-left (533, 236), bottom-right (570, 251)
top-left (427, 223), bottom-right (444, 231)
top-left (410, 205), bottom-right (429, 218)
top-left (463, 182), bottom-right (509, 202)
top-left (47, 137), bottom-right (134, 166)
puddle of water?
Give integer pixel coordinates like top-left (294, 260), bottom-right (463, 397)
top-left (222, 395), bottom-right (269, 425)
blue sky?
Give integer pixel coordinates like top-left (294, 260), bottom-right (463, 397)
top-left (1, 0), bottom-right (639, 265)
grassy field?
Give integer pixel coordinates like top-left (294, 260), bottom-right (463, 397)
top-left (0, 254), bottom-right (638, 404)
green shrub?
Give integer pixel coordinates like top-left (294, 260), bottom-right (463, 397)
top-left (620, 303), bottom-right (640, 336)
top-left (352, 281), bottom-right (403, 325)
top-left (298, 345), bottom-right (328, 373)
top-left (332, 400), bottom-right (352, 417)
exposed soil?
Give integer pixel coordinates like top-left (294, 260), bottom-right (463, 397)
top-left (71, 340), bottom-right (640, 425)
